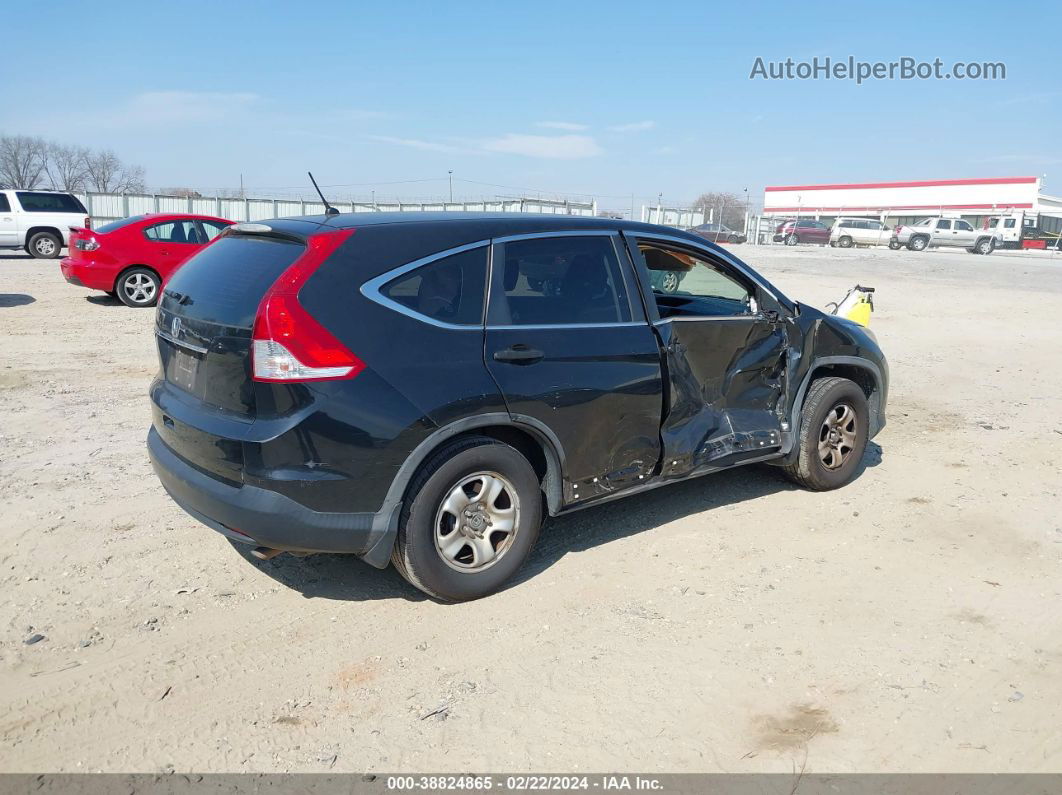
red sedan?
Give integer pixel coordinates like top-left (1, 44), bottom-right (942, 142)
top-left (61, 213), bottom-right (233, 307)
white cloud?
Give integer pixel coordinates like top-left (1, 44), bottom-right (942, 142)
top-left (535, 121), bottom-right (589, 131)
top-left (607, 120), bottom-right (656, 133)
top-left (480, 134), bottom-right (602, 159)
top-left (366, 135), bottom-right (465, 153)
top-left (114, 91), bottom-right (261, 125)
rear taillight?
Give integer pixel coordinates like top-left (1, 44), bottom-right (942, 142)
top-left (84, 217), bottom-right (92, 230)
top-left (75, 238), bottom-right (99, 251)
top-left (251, 228), bottom-right (364, 383)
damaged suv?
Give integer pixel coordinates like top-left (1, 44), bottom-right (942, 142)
top-left (148, 214), bottom-right (887, 601)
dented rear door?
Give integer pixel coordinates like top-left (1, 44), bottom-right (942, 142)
top-left (625, 234), bottom-right (789, 478)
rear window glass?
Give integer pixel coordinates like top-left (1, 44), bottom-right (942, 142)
top-left (382, 247), bottom-right (488, 326)
top-left (0, 194), bottom-right (9, 212)
top-left (15, 192), bottom-right (87, 214)
top-left (162, 236), bottom-right (304, 329)
top-left (95, 216), bottom-right (146, 234)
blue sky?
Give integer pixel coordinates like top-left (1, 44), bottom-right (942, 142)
top-left (2, 0), bottom-right (1059, 211)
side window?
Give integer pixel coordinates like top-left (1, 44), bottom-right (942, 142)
top-left (494, 236), bottom-right (630, 326)
top-left (144, 220), bottom-right (200, 243)
top-left (839, 220), bottom-right (853, 228)
top-left (381, 246), bottom-right (487, 326)
top-left (0, 194), bottom-right (10, 212)
top-left (1004, 219), bottom-right (1016, 229)
top-left (936, 220), bottom-right (952, 230)
top-left (200, 220), bottom-right (230, 241)
top-left (14, 191), bottom-right (87, 213)
top-left (954, 220), bottom-right (973, 232)
top-left (637, 242), bottom-right (752, 319)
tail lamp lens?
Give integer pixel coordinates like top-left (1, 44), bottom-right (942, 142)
top-left (75, 238), bottom-right (100, 251)
top-left (250, 228), bottom-right (363, 383)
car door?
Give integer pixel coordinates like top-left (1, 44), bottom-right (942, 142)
top-left (0, 193), bottom-right (16, 248)
top-left (931, 219), bottom-right (952, 246)
top-left (868, 220), bottom-right (888, 246)
top-left (142, 219), bottom-right (203, 279)
top-left (953, 219), bottom-right (976, 247)
top-left (624, 233), bottom-right (789, 479)
top-left (484, 232), bottom-right (664, 504)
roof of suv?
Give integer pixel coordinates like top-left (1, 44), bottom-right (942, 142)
top-left (260, 211), bottom-right (710, 243)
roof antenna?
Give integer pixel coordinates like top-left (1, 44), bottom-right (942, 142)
top-left (308, 171), bottom-right (340, 216)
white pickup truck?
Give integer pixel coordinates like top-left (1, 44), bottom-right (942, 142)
top-left (890, 216), bottom-right (1001, 255)
top-left (0, 189), bottom-right (91, 258)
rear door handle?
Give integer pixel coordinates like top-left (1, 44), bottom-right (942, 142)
top-left (493, 345), bottom-right (544, 364)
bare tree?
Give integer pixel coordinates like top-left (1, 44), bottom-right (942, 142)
top-left (0, 135), bottom-right (48, 189)
top-left (46, 142), bottom-right (89, 191)
top-left (82, 149), bottom-right (146, 193)
top-left (116, 163), bottom-right (146, 194)
top-left (694, 191), bottom-right (745, 229)
top-left (160, 187), bottom-right (203, 198)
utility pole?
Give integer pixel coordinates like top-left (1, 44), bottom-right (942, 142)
top-left (448, 170), bottom-right (453, 203)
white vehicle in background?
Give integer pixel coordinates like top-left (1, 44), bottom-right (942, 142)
top-left (830, 217), bottom-right (892, 248)
top-left (0, 189), bottom-right (90, 258)
top-left (891, 216), bottom-right (1001, 254)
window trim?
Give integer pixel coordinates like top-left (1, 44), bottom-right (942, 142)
top-left (359, 240), bottom-right (491, 330)
top-left (486, 231), bottom-right (639, 329)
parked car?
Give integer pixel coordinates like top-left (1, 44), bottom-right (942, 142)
top-left (688, 222), bottom-right (746, 244)
top-left (774, 219), bottom-right (831, 246)
top-left (148, 213), bottom-right (888, 601)
top-left (0, 189), bottom-right (90, 258)
top-left (60, 213), bottom-right (233, 307)
top-left (890, 217), bottom-right (999, 254)
top-left (830, 218), bottom-right (892, 248)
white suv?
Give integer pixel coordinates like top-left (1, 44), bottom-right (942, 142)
top-left (830, 217), bottom-right (892, 248)
top-left (0, 189), bottom-right (90, 258)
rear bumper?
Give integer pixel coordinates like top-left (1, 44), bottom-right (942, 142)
top-left (148, 426), bottom-right (399, 566)
top-left (60, 257), bottom-right (114, 291)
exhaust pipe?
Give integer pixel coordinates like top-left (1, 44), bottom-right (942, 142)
top-left (250, 546), bottom-right (283, 561)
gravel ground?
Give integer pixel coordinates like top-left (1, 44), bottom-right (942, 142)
top-left (1, 242), bottom-right (1061, 773)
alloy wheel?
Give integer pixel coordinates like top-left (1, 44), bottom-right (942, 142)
top-left (434, 472), bottom-right (520, 572)
top-left (123, 273), bottom-right (157, 304)
top-left (818, 403), bottom-right (858, 470)
top-left (35, 237), bottom-right (57, 256)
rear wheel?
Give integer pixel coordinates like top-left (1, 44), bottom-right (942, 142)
top-left (888, 239), bottom-right (901, 250)
top-left (116, 267), bottom-right (161, 307)
top-left (838, 235), bottom-right (854, 248)
top-left (659, 271), bottom-right (680, 293)
top-left (908, 235), bottom-right (928, 251)
top-left (784, 234), bottom-right (799, 246)
top-left (28, 231), bottom-right (62, 259)
top-left (392, 436), bottom-right (542, 601)
top-left (783, 377), bottom-right (869, 491)
top-left (975, 237), bottom-right (994, 255)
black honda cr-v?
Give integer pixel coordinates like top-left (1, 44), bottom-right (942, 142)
top-left (148, 213), bottom-right (887, 601)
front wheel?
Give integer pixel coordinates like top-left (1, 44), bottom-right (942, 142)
top-left (116, 267), bottom-right (161, 307)
top-left (784, 234), bottom-right (799, 246)
top-left (782, 377), bottom-right (869, 491)
top-left (392, 436), bottom-right (542, 601)
top-left (28, 231), bottom-right (62, 259)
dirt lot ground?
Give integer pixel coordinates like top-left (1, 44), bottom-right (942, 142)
top-left (2, 242), bottom-right (1061, 774)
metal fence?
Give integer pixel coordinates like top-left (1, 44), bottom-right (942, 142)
top-left (73, 192), bottom-right (597, 227)
top-left (640, 205), bottom-right (707, 228)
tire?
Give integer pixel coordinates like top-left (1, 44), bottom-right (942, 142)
top-left (659, 271), bottom-right (681, 293)
top-left (784, 234), bottom-right (799, 246)
top-left (116, 267), bottom-right (161, 308)
top-left (975, 237), bottom-right (994, 255)
top-left (727, 234), bottom-right (739, 243)
top-left (782, 377), bottom-right (869, 491)
top-left (28, 231), bottom-right (62, 259)
top-left (888, 240), bottom-right (901, 250)
top-left (391, 436), bottom-right (543, 601)
top-left (838, 235), bottom-right (854, 248)
top-left (908, 235), bottom-right (928, 251)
